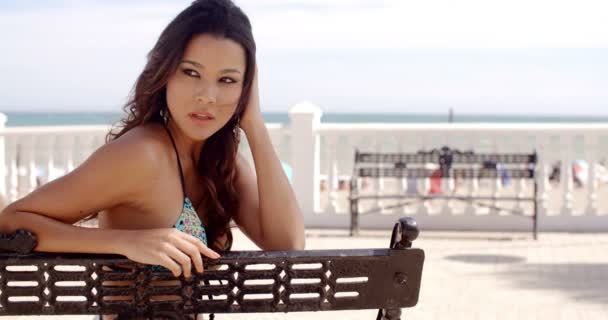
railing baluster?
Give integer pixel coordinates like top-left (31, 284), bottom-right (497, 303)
top-left (536, 134), bottom-right (550, 217)
top-left (440, 131), bottom-right (453, 215)
top-left (381, 135), bottom-right (399, 215)
top-left (398, 135), bottom-right (413, 215)
top-left (40, 135), bottom-right (56, 185)
top-left (585, 134), bottom-right (598, 215)
top-left (17, 136), bottom-right (37, 197)
top-left (74, 134), bottom-right (94, 167)
top-left (415, 134), bottom-right (430, 216)
top-left (465, 133), bottom-right (479, 216)
top-left (372, 136), bottom-right (382, 212)
top-left (490, 134), bottom-right (501, 216)
top-left (7, 137), bottom-right (19, 202)
top-left (323, 135), bottom-right (338, 213)
top-left (61, 134), bottom-right (75, 174)
top-left (560, 135), bottom-right (574, 215)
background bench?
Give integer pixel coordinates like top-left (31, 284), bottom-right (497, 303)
top-left (0, 218), bottom-right (424, 319)
top-left (349, 146), bottom-right (538, 239)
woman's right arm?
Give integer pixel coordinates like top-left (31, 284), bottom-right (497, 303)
top-left (0, 132), bottom-right (219, 277)
top-left (0, 135), bottom-right (157, 254)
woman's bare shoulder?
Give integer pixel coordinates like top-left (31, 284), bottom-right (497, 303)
top-left (106, 124), bottom-right (171, 165)
top-left (0, 124), bottom-right (174, 225)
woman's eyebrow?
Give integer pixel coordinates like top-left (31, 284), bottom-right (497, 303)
top-left (181, 60), bottom-right (242, 74)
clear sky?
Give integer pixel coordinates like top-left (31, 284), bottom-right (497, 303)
top-left (0, 0), bottom-right (607, 115)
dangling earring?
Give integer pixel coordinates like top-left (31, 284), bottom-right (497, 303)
top-left (159, 106), bottom-right (169, 124)
top-left (232, 115), bottom-right (241, 142)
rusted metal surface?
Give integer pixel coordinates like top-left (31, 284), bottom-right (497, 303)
top-left (0, 218), bottom-right (424, 319)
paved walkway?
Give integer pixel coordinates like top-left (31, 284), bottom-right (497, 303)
top-left (4, 229), bottom-right (608, 320)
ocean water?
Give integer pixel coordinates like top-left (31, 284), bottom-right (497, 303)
top-left (1, 111), bottom-right (608, 127)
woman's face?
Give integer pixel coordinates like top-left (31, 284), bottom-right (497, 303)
top-left (166, 33), bottom-right (246, 141)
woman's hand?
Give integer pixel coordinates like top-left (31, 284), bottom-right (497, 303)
top-left (118, 228), bottom-right (220, 278)
top-left (240, 65), bottom-right (263, 133)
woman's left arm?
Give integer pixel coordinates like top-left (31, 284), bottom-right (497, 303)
top-left (232, 68), bottom-right (305, 250)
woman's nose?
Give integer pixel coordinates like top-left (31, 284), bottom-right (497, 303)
top-left (194, 86), bottom-right (217, 105)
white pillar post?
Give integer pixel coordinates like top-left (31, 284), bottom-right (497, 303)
top-left (289, 102), bottom-right (322, 215)
top-left (0, 113), bottom-right (7, 200)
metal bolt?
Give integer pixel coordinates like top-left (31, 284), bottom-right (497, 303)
top-left (394, 272), bottom-right (408, 285)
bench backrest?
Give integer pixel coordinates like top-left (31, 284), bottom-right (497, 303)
top-left (0, 219), bottom-right (424, 318)
top-left (353, 146), bottom-right (537, 180)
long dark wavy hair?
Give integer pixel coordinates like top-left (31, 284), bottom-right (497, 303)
top-left (106, 0), bottom-right (256, 252)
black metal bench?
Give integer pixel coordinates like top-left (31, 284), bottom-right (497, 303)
top-left (0, 218), bottom-right (424, 319)
top-left (350, 146), bottom-right (538, 239)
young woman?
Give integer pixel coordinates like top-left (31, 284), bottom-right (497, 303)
top-left (0, 0), bottom-right (304, 283)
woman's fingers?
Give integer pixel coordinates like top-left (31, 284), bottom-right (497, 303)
top-left (123, 228), bottom-right (221, 278)
top-left (158, 254), bottom-right (182, 277)
top-left (163, 244), bottom-right (193, 278)
top-left (180, 232), bottom-right (221, 259)
top-left (197, 240), bottom-right (221, 259)
top-left (158, 231), bottom-right (222, 278)
top-left (173, 237), bottom-right (204, 274)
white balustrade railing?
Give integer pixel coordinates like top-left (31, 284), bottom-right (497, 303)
top-left (312, 122), bottom-right (608, 232)
top-left (1, 104), bottom-right (608, 232)
top-left (0, 125), bottom-right (111, 202)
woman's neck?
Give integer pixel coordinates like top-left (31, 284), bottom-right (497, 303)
top-left (166, 120), bottom-right (205, 165)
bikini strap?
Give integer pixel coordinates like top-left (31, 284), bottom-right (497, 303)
top-left (162, 124), bottom-right (187, 198)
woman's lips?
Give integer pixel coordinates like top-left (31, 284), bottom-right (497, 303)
top-left (188, 112), bottom-right (215, 124)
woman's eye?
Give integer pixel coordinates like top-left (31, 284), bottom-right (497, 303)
top-left (182, 68), bottom-right (199, 78)
top-left (220, 77), bottom-right (238, 84)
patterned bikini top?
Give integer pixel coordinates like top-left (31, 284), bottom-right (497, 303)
top-left (150, 126), bottom-right (207, 271)
top-left (163, 124), bottom-right (208, 245)
top-left (103, 125), bottom-right (210, 276)
top-left (149, 125), bottom-right (209, 273)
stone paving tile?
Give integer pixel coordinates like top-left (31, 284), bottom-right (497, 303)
top-left (2, 229), bottom-right (608, 319)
